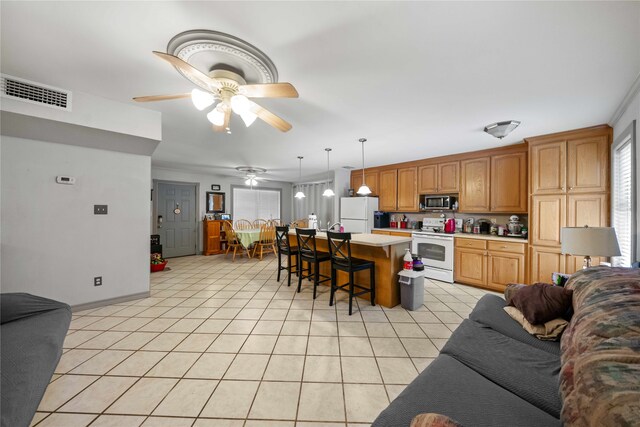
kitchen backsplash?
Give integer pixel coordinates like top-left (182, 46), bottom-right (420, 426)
top-left (386, 212), bottom-right (528, 229)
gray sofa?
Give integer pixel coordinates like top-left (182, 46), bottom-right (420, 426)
top-left (1, 293), bottom-right (71, 427)
top-left (372, 294), bottom-right (562, 427)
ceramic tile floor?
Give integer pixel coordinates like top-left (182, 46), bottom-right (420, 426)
top-left (32, 254), bottom-right (495, 427)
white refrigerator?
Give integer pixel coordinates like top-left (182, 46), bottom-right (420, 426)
top-left (340, 197), bottom-right (379, 234)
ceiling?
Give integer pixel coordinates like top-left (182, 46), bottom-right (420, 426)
top-left (2, 1), bottom-right (639, 182)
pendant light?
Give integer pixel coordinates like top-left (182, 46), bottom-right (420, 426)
top-left (294, 156), bottom-right (306, 199)
top-left (322, 148), bottom-right (335, 197)
top-left (356, 137), bottom-right (372, 195)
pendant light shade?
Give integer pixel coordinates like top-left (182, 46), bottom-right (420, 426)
top-left (322, 148), bottom-right (335, 197)
top-left (356, 137), bottom-right (372, 195)
top-left (295, 156), bottom-right (306, 199)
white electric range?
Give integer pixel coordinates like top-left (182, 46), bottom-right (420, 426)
top-left (412, 218), bottom-right (455, 283)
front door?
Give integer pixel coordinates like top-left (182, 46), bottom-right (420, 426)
top-left (157, 182), bottom-right (197, 258)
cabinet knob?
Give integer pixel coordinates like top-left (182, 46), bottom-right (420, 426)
top-left (569, 187), bottom-right (574, 190)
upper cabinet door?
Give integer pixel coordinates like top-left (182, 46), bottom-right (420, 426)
top-left (397, 167), bottom-right (418, 211)
top-left (531, 141), bottom-right (566, 194)
top-left (567, 135), bottom-right (609, 193)
top-left (379, 169), bottom-right (398, 211)
top-left (567, 193), bottom-right (608, 228)
top-left (438, 161), bottom-right (460, 193)
top-left (418, 164), bottom-right (438, 194)
top-left (351, 170), bottom-right (363, 193)
top-left (490, 152), bottom-right (527, 213)
top-left (459, 157), bottom-right (491, 212)
top-left (365, 171), bottom-right (379, 196)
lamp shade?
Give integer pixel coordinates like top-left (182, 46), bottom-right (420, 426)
top-left (561, 227), bottom-right (621, 257)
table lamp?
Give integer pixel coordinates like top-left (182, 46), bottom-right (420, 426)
top-left (561, 226), bottom-right (621, 268)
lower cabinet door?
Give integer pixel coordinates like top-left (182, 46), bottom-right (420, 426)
top-left (454, 248), bottom-right (487, 286)
top-left (487, 252), bottom-right (525, 291)
top-left (530, 246), bottom-right (565, 283)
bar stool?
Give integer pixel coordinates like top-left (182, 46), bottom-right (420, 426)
top-left (295, 228), bottom-right (331, 299)
top-left (275, 225), bottom-right (299, 287)
top-left (326, 231), bottom-right (376, 315)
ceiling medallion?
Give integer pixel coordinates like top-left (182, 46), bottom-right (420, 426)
top-left (167, 30), bottom-right (278, 89)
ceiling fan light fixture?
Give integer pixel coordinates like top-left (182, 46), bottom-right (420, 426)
top-left (191, 88), bottom-right (215, 110)
top-left (206, 105), bottom-right (226, 126)
top-left (484, 120), bottom-right (521, 139)
top-left (240, 111), bottom-right (257, 127)
top-left (245, 177), bottom-right (258, 186)
top-left (230, 94), bottom-right (251, 115)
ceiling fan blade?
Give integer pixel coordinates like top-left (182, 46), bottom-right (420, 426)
top-left (133, 93), bottom-right (191, 102)
top-left (249, 102), bottom-right (293, 132)
top-left (152, 51), bottom-right (222, 91)
top-left (239, 83), bottom-right (299, 98)
top-left (212, 108), bottom-right (232, 133)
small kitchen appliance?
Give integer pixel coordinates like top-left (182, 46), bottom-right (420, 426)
top-left (420, 195), bottom-right (457, 212)
top-left (477, 219), bottom-right (491, 234)
top-left (508, 215), bottom-right (523, 236)
top-left (444, 218), bottom-right (456, 234)
top-left (373, 211), bottom-right (389, 229)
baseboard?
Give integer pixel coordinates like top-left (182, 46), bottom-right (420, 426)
top-left (71, 291), bottom-right (150, 312)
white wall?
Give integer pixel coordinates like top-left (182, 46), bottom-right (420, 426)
top-left (612, 84), bottom-right (640, 258)
top-left (1, 136), bottom-right (151, 306)
top-left (151, 167), bottom-right (293, 252)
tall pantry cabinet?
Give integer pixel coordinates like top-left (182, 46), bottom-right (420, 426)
top-left (527, 126), bottom-right (611, 281)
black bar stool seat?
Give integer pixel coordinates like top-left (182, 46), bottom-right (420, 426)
top-left (326, 231), bottom-right (376, 315)
top-left (275, 226), bottom-right (299, 287)
top-left (295, 228), bottom-right (331, 299)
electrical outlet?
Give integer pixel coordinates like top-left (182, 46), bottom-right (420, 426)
top-left (94, 205), bottom-right (108, 215)
top-left (94, 276), bottom-right (102, 286)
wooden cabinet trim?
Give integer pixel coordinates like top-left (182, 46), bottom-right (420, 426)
top-left (491, 152), bottom-right (527, 212)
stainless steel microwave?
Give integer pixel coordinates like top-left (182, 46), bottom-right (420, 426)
top-left (420, 195), bottom-right (457, 211)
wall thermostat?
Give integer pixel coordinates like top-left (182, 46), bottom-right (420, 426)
top-left (56, 176), bottom-right (76, 185)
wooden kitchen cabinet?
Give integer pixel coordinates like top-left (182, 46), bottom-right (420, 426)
top-left (351, 170), bottom-right (379, 196)
top-left (203, 219), bottom-right (223, 255)
top-left (459, 157), bottom-right (490, 212)
top-left (530, 141), bottom-right (566, 194)
top-left (397, 167), bottom-right (418, 211)
top-left (487, 252), bottom-right (526, 291)
top-left (454, 247), bottom-right (487, 287)
top-left (567, 193), bottom-right (608, 228)
top-left (491, 152), bottom-right (527, 213)
top-left (418, 161), bottom-right (459, 194)
top-left (531, 194), bottom-right (566, 247)
top-left (378, 169), bottom-right (398, 211)
top-left (417, 164), bottom-right (438, 194)
top-left (567, 135), bottom-right (609, 193)
top-left (530, 246), bottom-right (565, 283)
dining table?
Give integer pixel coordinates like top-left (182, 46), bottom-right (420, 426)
top-left (235, 228), bottom-right (261, 254)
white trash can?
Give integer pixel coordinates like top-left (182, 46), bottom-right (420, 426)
top-left (398, 270), bottom-right (425, 310)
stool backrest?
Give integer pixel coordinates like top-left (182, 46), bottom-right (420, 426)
top-left (327, 231), bottom-right (353, 268)
top-left (296, 228), bottom-right (318, 259)
top-left (275, 225), bottom-right (291, 253)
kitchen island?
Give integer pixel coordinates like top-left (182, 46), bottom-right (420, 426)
top-left (288, 231), bottom-right (412, 308)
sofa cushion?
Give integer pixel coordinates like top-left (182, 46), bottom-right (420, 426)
top-left (469, 294), bottom-right (561, 355)
top-left (372, 354), bottom-right (561, 427)
top-left (1, 293), bottom-right (71, 427)
top-left (510, 283), bottom-right (573, 324)
top-left (503, 306), bottom-right (569, 341)
top-left (560, 267), bottom-right (640, 426)
top-left (441, 319), bottom-right (562, 418)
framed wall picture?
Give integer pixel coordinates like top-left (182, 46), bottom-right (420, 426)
top-left (211, 184), bottom-right (221, 191)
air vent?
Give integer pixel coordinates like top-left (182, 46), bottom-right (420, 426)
top-left (1, 74), bottom-right (72, 111)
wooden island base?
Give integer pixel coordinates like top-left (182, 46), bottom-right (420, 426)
top-left (288, 232), bottom-right (412, 308)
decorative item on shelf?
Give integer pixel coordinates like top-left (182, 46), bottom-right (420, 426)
top-left (322, 148), bottom-right (335, 197)
top-left (356, 137), bottom-right (372, 195)
top-left (205, 214), bottom-right (215, 220)
top-left (150, 253), bottom-right (167, 272)
top-left (561, 226), bottom-right (621, 269)
top-left (294, 156), bottom-right (306, 199)
top-left (484, 120), bottom-right (521, 139)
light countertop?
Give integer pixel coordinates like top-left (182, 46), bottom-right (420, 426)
top-left (289, 230), bottom-right (412, 247)
top-left (372, 228), bottom-right (416, 233)
top-left (454, 233), bottom-right (528, 243)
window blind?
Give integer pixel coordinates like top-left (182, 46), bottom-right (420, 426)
top-left (612, 137), bottom-right (634, 267)
top-left (233, 188), bottom-right (281, 222)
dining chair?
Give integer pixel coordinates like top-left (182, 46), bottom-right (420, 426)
top-left (223, 220), bottom-right (245, 261)
top-left (271, 219), bottom-right (282, 226)
top-left (252, 222), bottom-right (276, 260)
top-left (253, 219), bottom-right (267, 228)
top-left (234, 219), bottom-right (252, 230)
